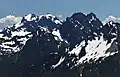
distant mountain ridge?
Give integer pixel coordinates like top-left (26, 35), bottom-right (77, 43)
top-left (0, 12), bottom-right (119, 77)
top-left (0, 15), bottom-right (22, 29)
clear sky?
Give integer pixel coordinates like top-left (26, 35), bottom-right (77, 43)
top-left (0, 0), bottom-right (120, 20)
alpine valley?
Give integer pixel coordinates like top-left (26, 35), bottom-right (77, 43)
top-left (0, 12), bottom-right (120, 77)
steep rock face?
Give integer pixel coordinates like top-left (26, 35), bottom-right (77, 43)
top-left (0, 12), bottom-right (119, 77)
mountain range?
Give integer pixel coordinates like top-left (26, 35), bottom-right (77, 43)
top-left (0, 12), bottom-right (120, 77)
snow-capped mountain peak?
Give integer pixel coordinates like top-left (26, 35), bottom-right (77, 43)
top-left (39, 13), bottom-right (62, 25)
top-left (24, 14), bottom-right (38, 21)
top-left (0, 13), bottom-right (64, 55)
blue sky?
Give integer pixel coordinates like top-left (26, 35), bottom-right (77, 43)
top-left (0, 0), bottom-right (120, 20)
